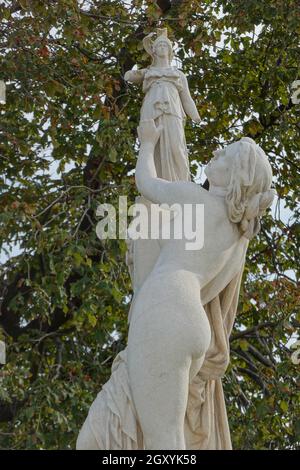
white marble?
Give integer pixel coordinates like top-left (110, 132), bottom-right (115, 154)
top-left (124, 29), bottom-right (200, 181)
top-left (77, 31), bottom-right (275, 450)
top-left (0, 80), bottom-right (5, 104)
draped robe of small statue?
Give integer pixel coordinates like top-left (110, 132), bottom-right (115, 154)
top-left (140, 66), bottom-right (191, 182)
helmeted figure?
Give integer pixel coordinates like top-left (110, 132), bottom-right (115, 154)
top-left (124, 28), bottom-right (200, 181)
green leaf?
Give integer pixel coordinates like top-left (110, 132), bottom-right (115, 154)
top-left (280, 401), bottom-right (289, 413)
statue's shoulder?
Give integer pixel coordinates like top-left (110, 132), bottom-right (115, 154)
top-left (175, 68), bottom-right (188, 83)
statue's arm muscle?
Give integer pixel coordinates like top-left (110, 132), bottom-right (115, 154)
top-left (178, 71), bottom-right (200, 122)
top-left (135, 142), bottom-right (204, 205)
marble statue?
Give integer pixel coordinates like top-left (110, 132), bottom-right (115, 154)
top-left (124, 28), bottom-right (200, 181)
top-left (76, 32), bottom-right (275, 450)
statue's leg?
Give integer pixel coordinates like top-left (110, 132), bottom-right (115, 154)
top-left (128, 336), bottom-right (192, 449)
top-left (127, 271), bottom-right (211, 450)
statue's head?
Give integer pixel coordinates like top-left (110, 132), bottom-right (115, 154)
top-left (143, 28), bottom-right (173, 66)
top-left (205, 137), bottom-right (276, 239)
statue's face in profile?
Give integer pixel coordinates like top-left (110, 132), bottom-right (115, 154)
top-left (205, 147), bottom-right (233, 188)
top-left (153, 40), bottom-right (170, 59)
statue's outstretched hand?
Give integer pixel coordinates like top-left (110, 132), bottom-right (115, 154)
top-left (137, 119), bottom-right (163, 147)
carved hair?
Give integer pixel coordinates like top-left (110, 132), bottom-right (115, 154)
top-left (226, 137), bottom-right (276, 239)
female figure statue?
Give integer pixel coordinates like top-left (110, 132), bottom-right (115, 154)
top-left (77, 120), bottom-right (275, 450)
top-left (124, 29), bottom-right (200, 181)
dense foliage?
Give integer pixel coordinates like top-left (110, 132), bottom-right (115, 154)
top-left (0, 0), bottom-right (299, 450)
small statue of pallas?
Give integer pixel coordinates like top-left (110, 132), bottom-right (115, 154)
top-left (124, 28), bottom-right (201, 182)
